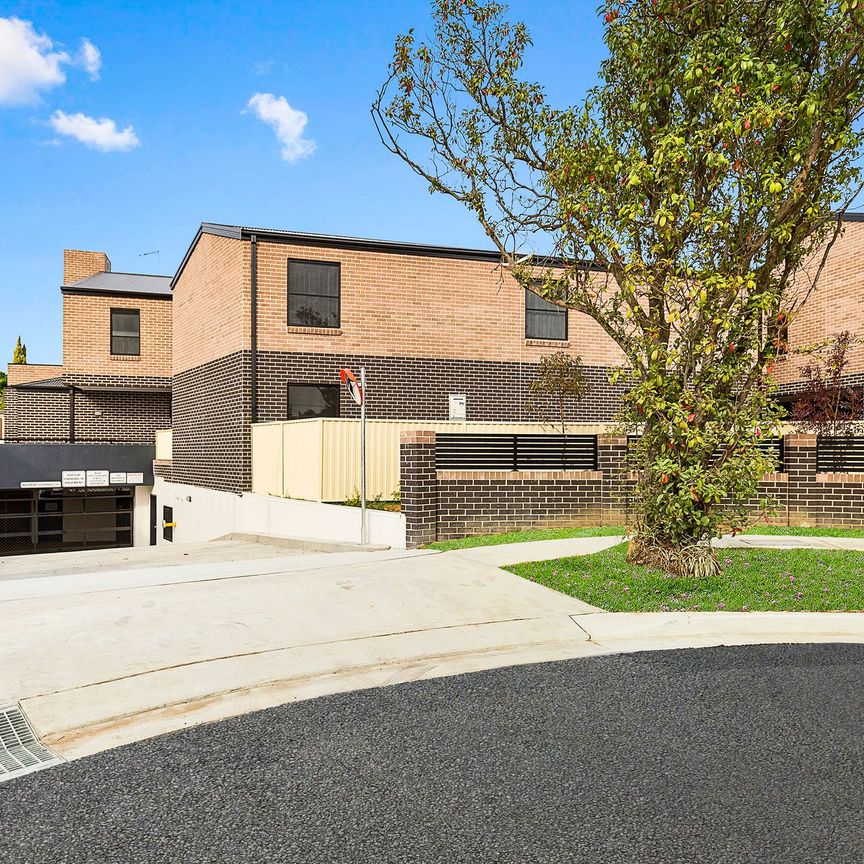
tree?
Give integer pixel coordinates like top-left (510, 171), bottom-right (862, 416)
top-left (792, 331), bottom-right (864, 439)
top-left (373, 0), bottom-right (864, 576)
top-left (12, 336), bottom-right (26, 364)
top-left (528, 351), bottom-right (590, 433)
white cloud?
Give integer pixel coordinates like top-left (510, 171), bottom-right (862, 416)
top-left (0, 18), bottom-right (103, 105)
top-left (78, 38), bottom-right (101, 80)
top-left (0, 17), bottom-right (70, 105)
top-left (246, 92), bottom-right (315, 162)
top-left (49, 110), bottom-right (140, 152)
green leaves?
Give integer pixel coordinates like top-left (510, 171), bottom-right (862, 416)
top-left (374, 0), bottom-right (864, 573)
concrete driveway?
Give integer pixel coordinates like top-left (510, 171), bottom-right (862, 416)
top-left (2, 534), bottom-right (863, 762)
top-left (1, 539), bottom-right (614, 760)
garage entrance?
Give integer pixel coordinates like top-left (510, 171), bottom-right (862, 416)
top-left (0, 487), bottom-right (134, 556)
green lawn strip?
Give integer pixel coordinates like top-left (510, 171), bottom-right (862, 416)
top-left (506, 542), bottom-right (864, 612)
top-left (426, 526), bottom-right (625, 551)
top-left (742, 524), bottom-right (864, 538)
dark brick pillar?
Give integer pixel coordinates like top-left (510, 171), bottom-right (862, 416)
top-left (785, 434), bottom-right (817, 526)
top-left (599, 436), bottom-right (630, 526)
top-left (400, 430), bottom-right (438, 548)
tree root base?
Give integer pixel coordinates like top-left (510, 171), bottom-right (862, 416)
top-left (627, 538), bottom-right (720, 578)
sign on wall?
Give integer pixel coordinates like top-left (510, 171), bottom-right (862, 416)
top-left (20, 481), bottom-right (61, 489)
top-left (449, 394), bottom-right (467, 421)
top-left (62, 471), bottom-right (86, 488)
top-left (109, 472), bottom-right (127, 485)
top-left (127, 472), bottom-right (145, 484)
top-left (86, 470), bottom-right (110, 487)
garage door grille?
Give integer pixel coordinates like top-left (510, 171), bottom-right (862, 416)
top-left (0, 704), bottom-right (63, 782)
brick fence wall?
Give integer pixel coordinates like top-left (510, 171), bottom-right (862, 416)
top-left (400, 431), bottom-right (864, 546)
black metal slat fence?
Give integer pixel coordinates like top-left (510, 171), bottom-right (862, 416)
top-left (626, 435), bottom-right (785, 471)
top-left (435, 434), bottom-right (598, 471)
top-left (816, 437), bottom-right (864, 473)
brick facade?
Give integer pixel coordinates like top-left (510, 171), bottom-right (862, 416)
top-left (256, 350), bottom-right (624, 423)
top-left (6, 364), bottom-right (64, 385)
top-left (62, 293), bottom-right (172, 380)
top-left (399, 431), bottom-right (438, 547)
top-left (774, 217), bottom-right (864, 391)
top-left (4, 381), bottom-right (170, 444)
top-left (170, 351), bottom-right (251, 492)
top-left (401, 431), bottom-right (864, 546)
top-left (4, 388), bottom-right (71, 442)
top-left (63, 249), bottom-right (110, 284)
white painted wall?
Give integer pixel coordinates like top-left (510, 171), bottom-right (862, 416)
top-left (150, 477), bottom-right (406, 548)
top-left (132, 485), bottom-right (152, 548)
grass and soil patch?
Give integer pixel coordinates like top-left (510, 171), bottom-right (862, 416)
top-left (427, 526), bottom-right (625, 551)
top-left (507, 542), bottom-right (864, 612)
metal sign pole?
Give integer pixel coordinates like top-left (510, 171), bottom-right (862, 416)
top-left (360, 366), bottom-right (368, 546)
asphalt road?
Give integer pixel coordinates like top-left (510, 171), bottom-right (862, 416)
top-left (2, 643), bottom-right (862, 863)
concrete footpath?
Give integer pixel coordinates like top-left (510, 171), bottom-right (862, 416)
top-left (1, 534), bottom-right (862, 761)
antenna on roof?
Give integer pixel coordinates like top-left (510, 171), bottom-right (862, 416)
top-left (138, 250), bottom-right (160, 270)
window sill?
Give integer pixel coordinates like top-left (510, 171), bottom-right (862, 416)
top-left (525, 338), bottom-right (570, 348)
top-left (286, 326), bottom-right (343, 336)
top-left (110, 354), bottom-right (141, 361)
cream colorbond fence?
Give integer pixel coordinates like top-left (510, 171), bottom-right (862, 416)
top-left (251, 418), bottom-right (616, 502)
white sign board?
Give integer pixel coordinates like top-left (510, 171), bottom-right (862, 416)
top-left (449, 393), bottom-right (467, 421)
top-left (20, 481), bottom-right (61, 489)
top-left (127, 472), bottom-right (145, 485)
top-left (86, 470), bottom-right (110, 487)
top-left (109, 472), bottom-right (127, 485)
top-left (62, 471), bottom-right (86, 488)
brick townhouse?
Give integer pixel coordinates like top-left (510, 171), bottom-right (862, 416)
top-left (2, 216), bottom-right (863, 554)
top-left (1, 250), bottom-right (171, 554)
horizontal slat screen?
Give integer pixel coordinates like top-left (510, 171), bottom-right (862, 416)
top-left (817, 437), bottom-right (864, 473)
top-left (626, 436), bottom-right (785, 471)
top-left (436, 434), bottom-right (597, 471)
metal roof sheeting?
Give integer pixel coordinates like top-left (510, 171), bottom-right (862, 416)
top-left (62, 271), bottom-right (172, 297)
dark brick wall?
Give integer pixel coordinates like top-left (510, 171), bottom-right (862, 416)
top-left (171, 351), bottom-right (251, 493)
top-left (402, 432), bottom-right (864, 544)
top-left (74, 390), bottom-right (171, 443)
top-left (4, 377), bottom-right (170, 444)
top-left (256, 350), bottom-right (623, 423)
top-left (400, 431), bottom-right (437, 547)
top-left (4, 388), bottom-right (72, 441)
top-left (435, 470), bottom-right (605, 542)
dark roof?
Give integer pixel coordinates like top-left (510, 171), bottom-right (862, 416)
top-left (172, 211), bottom-right (864, 289)
top-left (12, 376), bottom-right (68, 391)
top-left (171, 222), bottom-right (591, 288)
top-left (62, 271), bottom-right (172, 299)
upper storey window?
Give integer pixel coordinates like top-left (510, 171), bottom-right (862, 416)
top-left (110, 308), bottom-right (140, 355)
top-left (525, 288), bottom-right (567, 340)
top-left (288, 260), bottom-right (340, 329)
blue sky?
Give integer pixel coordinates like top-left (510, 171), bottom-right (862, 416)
top-left (1, 1), bottom-right (607, 364)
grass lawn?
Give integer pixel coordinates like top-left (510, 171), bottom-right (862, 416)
top-left (427, 523), bottom-right (864, 551)
top-left (743, 524), bottom-right (864, 538)
top-left (507, 542), bottom-right (864, 612)
top-left (426, 525), bottom-right (625, 551)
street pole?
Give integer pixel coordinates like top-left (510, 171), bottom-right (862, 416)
top-left (360, 366), bottom-right (368, 546)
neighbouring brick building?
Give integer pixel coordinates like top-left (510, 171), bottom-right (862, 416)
top-left (3, 216), bottom-right (864, 553)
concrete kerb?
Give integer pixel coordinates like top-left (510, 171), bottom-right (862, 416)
top-left (8, 532), bottom-right (864, 766)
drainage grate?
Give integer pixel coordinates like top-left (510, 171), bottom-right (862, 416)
top-left (0, 704), bottom-right (63, 783)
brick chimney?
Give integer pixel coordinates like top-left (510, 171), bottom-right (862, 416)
top-left (63, 249), bottom-right (111, 285)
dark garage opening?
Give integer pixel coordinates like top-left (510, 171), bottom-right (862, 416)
top-left (0, 487), bottom-right (134, 556)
